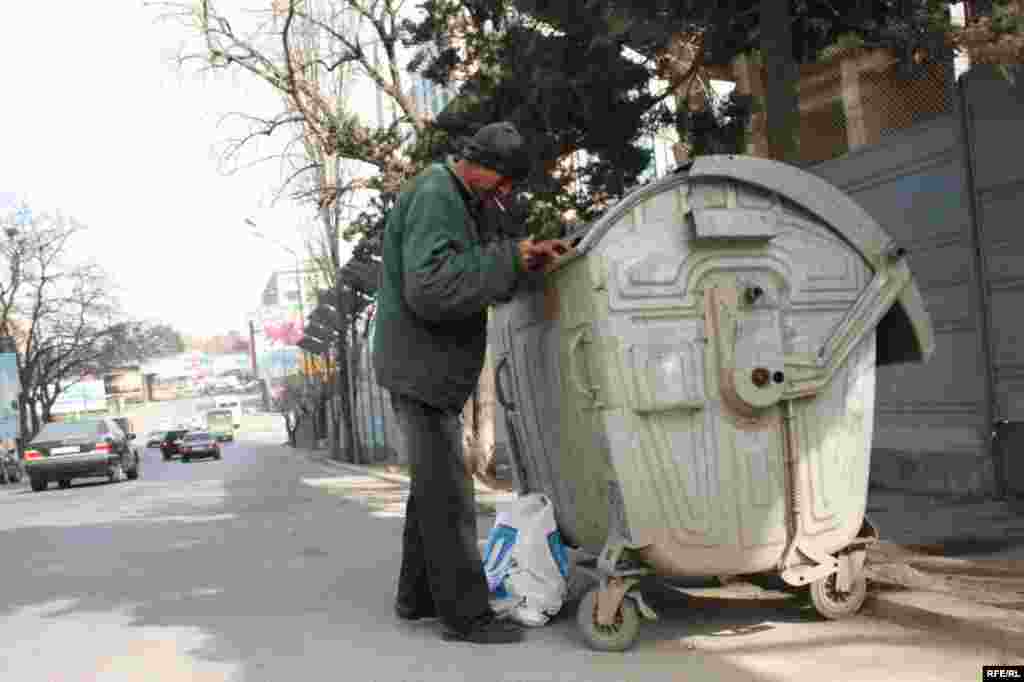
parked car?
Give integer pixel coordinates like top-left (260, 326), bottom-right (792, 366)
top-left (0, 448), bottom-right (22, 484)
top-left (179, 431), bottom-right (221, 462)
top-left (145, 430), bottom-right (166, 448)
top-left (160, 429), bottom-right (190, 460)
top-left (112, 417), bottom-right (143, 472)
top-left (23, 418), bottom-right (139, 492)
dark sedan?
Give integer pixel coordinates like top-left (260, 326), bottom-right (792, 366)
top-left (160, 429), bottom-right (190, 460)
top-left (179, 431), bottom-right (221, 462)
top-left (24, 418), bottom-right (139, 492)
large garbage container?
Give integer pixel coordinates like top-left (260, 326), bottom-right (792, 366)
top-left (491, 155), bottom-right (934, 650)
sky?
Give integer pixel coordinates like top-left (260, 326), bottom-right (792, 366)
top-left (0, 2), bottom-right (971, 341)
top-left (0, 1), bottom-right (349, 339)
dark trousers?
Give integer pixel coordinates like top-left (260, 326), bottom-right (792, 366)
top-left (391, 393), bottom-right (491, 633)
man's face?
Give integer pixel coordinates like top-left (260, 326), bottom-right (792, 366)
top-left (472, 166), bottom-right (515, 200)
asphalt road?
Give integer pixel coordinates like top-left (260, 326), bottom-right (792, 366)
top-left (0, 400), bottom-right (1016, 681)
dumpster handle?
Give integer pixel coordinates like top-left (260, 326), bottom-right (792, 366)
top-left (569, 329), bottom-right (596, 402)
top-left (495, 356), bottom-right (515, 411)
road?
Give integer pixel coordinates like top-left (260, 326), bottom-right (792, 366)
top-left (0, 400), bottom-right (1016, 681)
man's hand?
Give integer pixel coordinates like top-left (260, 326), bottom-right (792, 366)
top-left (518, 238), bottom-right (571, 272)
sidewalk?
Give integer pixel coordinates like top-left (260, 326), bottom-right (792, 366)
top-left (862, 490), bottom-right (1024, 657)
top-left (300, 447), bottom-right (1024, 657)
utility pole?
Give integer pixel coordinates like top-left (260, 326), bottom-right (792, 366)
top-left (249, 319), bottom-right (270, 412)
top-left (248, 320), bottom-right (259, 376)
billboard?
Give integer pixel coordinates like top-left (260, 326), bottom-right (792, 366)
top-left (104, 367), bottom-right (144, 399)
top-left (251, 303), bottom-right (305, 349)
top-left (50, 379), bottom-right (108, 415)
top-left (211, 353), bottom-right (251, 375)
top-left (0, 353), bottom-right (20, 440)
top-left (141, 352), bottom-right (213, 379)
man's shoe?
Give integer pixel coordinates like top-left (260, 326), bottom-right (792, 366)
top-left (442, 614), bottom-right (524, 644)
top-left (395, 601), bottom-right (437, 621)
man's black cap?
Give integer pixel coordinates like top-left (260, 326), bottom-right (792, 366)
top-left (460, 121), bottom-right (531, 181)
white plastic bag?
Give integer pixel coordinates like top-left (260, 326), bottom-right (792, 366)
top-left (482, 493), bottom-right (570, 627)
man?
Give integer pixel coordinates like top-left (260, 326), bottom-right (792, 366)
top-left (372, 121), bottom-right (569, 644)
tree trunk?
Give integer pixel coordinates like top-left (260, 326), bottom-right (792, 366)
top-left (28, 399), bottom-right (40, 436)
top-left (18, 392), bottom-right (29, 447)
top-left (760, 0), bottom-right (802, 163)
top-left (328, 350), bottom-right (343, 458)
top-left (349, 326), bottom-right (365, 465)
top-left (333, 301), bottom-right (357, 463)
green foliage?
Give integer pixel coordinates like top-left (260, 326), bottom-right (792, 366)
top-left (992, 1), bottom-right (1024, 34)
top-left (680, 92), bottom-right (753, 156)
top-left (400, 0), bottom-right (683, 238)
top-left (92, 321), bottom-right (186, 372)
top-left (343, 0), bottom-right (1010, 257)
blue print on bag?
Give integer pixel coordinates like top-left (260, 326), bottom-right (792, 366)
top-left (547, 530), bottom-right (570, 579)
top-left (483, 524), bottom-right (518, 592)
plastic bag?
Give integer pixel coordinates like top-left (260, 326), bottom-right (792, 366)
top-left (482, 493), bottom-right (570, 627)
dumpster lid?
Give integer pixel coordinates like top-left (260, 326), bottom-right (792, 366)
top-left (567, 155), bottom-right (934, 366)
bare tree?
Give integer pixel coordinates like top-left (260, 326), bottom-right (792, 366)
top-left (151, 0), bottom-right (439, 462)
top-left (152, 0), bottom-right (427, 206)
top-left (0, 209), bottom-right (122, 437)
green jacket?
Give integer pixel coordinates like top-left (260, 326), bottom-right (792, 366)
top-left (372, 161), bottom-right (525, 412)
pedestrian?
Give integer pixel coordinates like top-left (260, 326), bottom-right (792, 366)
top-left (372, 121), bottom-right (570, 644)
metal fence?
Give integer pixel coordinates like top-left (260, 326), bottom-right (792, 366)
top-left (349, 335), bottom-right (392, 463)
top-left (755, 46), bottom-right (959, 166)
top-left (344, 316), bottom-right (401, 465)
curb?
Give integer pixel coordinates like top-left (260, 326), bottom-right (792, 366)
top-left (311, 454), bottom-right (412, 486)
top-left (298, 447), bottom-right (1024, 655)
top-left (865, 590), bottom-right (1024, 658)
top-left (303, 449), bottom-right (514, 495)
top-left (302, 449), bottom-right (513, 513)
top-left (906, 556), bottom-right (1024, 579)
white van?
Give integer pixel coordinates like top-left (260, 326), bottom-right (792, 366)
top-left (215, 397), bottom-right (243, 428)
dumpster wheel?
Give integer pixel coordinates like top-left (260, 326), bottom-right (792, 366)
top-left (808, 572), bottom-right (867, 620)
top-left (577, 587), bottom-right (641, 652)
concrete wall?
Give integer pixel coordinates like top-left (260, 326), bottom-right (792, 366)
top-left (811, 65), bottom-right (1024, 497)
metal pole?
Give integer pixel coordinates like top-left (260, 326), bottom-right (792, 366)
top-left (248, 320), bottom-right (259, 376)
top-left (361, 318), bottom-right (374, 461)
top-left (957, 75), bottom-right (1004, 497)
top-left (294, 254), bottom-right (312, 380)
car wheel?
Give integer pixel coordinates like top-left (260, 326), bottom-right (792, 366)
top-left (30, 477), bottom-right (47, 492)
top-left (58, 479), bottom-right (72, 489)
top-left (109, 462), bottom-right (125, 483)
top-left (214, 451), bottom-right (221, 460)
top-left (127, 462), bottom-right (139, 480)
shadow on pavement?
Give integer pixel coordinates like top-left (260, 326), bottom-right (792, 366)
top-left (1, 444), bottom-right (1006, 680)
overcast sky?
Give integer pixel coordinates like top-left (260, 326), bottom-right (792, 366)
top-left (0, 2), bottom-right (972, 342)
top-left (0, 1), bottom-right (343, 339)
